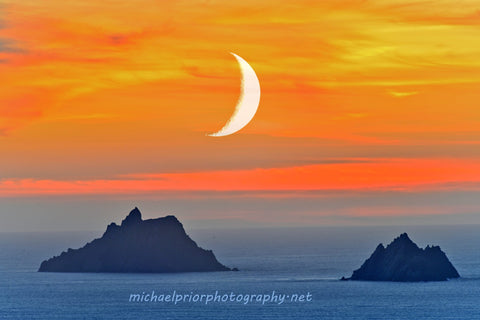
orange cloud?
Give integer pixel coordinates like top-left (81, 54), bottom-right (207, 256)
top-left (1, 158), bottom-right (480, 197)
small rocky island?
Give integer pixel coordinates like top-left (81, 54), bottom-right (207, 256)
top-left (342, 233), bottom-right (460, 282)
top-left (39, 207), bottom-right (235, 273)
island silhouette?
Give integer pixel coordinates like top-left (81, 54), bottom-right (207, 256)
top-left (39, 207), bottom-right (235, 273)
top-left (342, 233), bottom-right (460, 282)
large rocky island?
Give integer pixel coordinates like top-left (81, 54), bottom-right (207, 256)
top-left (342, 233), bottom-right (460, 282)
top-left (39, 207), bottom-right (234, 273)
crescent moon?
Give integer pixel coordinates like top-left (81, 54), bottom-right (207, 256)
top-left (207, 53), bottom-right (261, 137)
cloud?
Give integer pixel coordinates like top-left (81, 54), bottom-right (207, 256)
top-left (377, 2), bottom-right (480, 26)
top-left (46, 113), bottom-right (118, 122)
top-left (388, 90), bottom-right (419, 97)
top-left (0, 5), bottom-right (19, 54)
top-left (0, 86), bottom-right (63, 137)
top-left (0, 39), bottom-right (19, 53)
top-left (1, 158), bottom-right (480, 197)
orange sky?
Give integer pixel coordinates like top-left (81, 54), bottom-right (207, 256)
top-left (1, 0), bottom-right (480, 229)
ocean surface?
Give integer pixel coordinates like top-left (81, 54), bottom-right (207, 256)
top-left (0, 225), bottom-right (479, 319)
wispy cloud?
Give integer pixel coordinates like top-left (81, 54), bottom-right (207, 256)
top-left (46, 113), bottom-right (118, 122)
top-left (388, 90), bottom-right (419, 97)
top-left (1, 158), bottom-right (480, 197)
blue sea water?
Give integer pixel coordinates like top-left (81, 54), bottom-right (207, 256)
top-left (0, 225), bottom-right (479, 319)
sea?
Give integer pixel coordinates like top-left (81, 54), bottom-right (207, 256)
top-left (0, 225), bottom-right (479, 320)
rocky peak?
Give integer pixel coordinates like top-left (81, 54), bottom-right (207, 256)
top-left (343, 233), bottom-right (460, 282)
top-left (387, 232), bottom-right (418, 251)
top-left (39, 207), bottom-right (233, 273)
top-left (121, 207), bottom-right (142, 227)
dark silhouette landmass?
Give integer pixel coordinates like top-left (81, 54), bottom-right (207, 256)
top-left (342, 233), bottom-right (460, 282)
top-left (39, 207), bottom-right (235, 273)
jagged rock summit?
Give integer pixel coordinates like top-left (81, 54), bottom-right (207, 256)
top-left (342, 233), bottom-right (460, 282)
top-left (39, 207), bottom-right (234, 273)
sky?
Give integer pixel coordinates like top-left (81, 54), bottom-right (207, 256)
top-left (1, 0), bottom-right (480, 231)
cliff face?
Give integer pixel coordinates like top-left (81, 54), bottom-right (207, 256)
top-left (39, 207), bottom-right (233, 273)
top-left (344, 233), bottom-right (460, 282)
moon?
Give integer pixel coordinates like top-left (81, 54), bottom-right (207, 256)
top-left (207, 53), bottom-right (261, 137)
